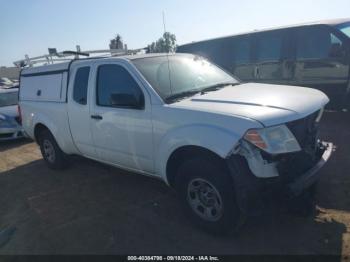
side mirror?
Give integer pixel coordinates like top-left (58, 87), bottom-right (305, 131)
top-left (110, 93), bottom-right (144, 109)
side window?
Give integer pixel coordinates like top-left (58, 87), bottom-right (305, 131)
top-left (296, 26), bottom-right (344, 59)
top-left (234, 37), bottom-right (251, 64)
top-left (73, 67), bottom-right (90, 105)
top-left (256, 32), bottom-right (283, 62)
top-left (97, 64), bottom-right (144, 109)
top-left (329, 33), bottom-right (345, 58)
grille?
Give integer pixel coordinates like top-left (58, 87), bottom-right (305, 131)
top-left (274, 110), bottom-right (323, 182)
top-left (286, 110), bottom-right (320, 149)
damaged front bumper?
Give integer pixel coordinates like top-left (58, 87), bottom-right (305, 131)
top-left (287, 142), bottom-right (333, 197)
top-left (226, 141), bottom-right (333, 216)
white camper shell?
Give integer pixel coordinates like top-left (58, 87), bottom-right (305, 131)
top-left (20, 62), bottom-right (70, 102)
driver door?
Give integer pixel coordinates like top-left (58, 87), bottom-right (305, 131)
top-left (89, 61), bottom-right (154, 174)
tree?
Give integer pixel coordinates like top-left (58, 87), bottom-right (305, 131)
top-left (147, 32), bottom-right (177, 53)
top-left (109, 34), bottom-right (124, 50)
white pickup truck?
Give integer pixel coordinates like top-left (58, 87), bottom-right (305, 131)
top-left (19, 53), bottom-right (332, 234)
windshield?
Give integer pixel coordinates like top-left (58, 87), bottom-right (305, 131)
top-left (0, 91), bottom-right (18, 107)
top-left (336, 22), bottom-right (350, 38)
top-left (132, 55), bottom-right (238, 102)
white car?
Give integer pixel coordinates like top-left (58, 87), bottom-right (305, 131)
top-left (0, 87), bottom-right (24, 141)
top-left (19, 53), bottom-right (332, 234)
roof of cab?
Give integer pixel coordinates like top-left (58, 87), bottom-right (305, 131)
top-left (178, 18), bottom-right (350, 47)
top-left (71, 52), bottom-right (175, 63)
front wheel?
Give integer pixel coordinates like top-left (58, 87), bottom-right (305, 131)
top-left (175, 157), bottom-right (242, 235)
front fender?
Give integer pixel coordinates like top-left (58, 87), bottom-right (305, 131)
top-left (156, 124), bottom-right (242, 182)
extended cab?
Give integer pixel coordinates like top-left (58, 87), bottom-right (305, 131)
top-left (19, 53), bottom-right (332, 234)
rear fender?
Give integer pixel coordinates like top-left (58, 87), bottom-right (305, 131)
top-left (30, 112), bottom-right (77, 154)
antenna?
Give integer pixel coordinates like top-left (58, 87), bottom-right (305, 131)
top-left (162, 11), bottom-right (173, 96)
top-left (162, 11), bottom-right (167, 33)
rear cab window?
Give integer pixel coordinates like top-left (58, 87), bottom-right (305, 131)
top-left (73, 67), bottom-right (90, 105)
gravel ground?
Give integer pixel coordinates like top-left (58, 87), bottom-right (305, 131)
top-left (0, 111), bottom-right (349, 255)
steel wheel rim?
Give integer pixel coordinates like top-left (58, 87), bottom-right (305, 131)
top-left (43, 139), bottom-right (55, 163)
top-left (187, 178), bottom-right (223, 221)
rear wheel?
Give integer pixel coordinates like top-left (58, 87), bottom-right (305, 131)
top-left (38, 129), bottom-right (68, 169)
top-left (175, 156), bottom-right (242, 235)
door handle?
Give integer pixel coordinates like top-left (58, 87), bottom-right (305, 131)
top-left (91, 115), bottom-right (103, 120)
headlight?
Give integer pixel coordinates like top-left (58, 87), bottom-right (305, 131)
top-left (244, 124), bottom-right (301, 154)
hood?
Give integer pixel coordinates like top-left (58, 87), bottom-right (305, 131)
top-left (171, 83), bottom-right (329, 126)
top-left (0, 105), bottom-right (18, 118)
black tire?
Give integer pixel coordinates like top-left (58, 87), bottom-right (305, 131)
top-left (175, 156), bottom-right (242, 235)
top-left (38, 129), bottom-right (68, 170)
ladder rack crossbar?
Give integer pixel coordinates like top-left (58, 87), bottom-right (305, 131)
top-left (14, 47), bottom-right (145, 68)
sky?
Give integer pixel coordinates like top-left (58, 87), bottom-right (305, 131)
top-left (0, 0), bottom-right (349, 66)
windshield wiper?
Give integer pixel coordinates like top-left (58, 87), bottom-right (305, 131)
top-left (165, 89), bottom-right (202, 103)
top-left (200, 82), bottom-right (239, 94)
top-left (164, 82), bottom-right (239, 104)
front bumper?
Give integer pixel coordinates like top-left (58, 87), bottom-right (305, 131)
top-left (227, 141), bottom-right (333, 216)
top-left (287, 142), bottom-right (333, 197)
